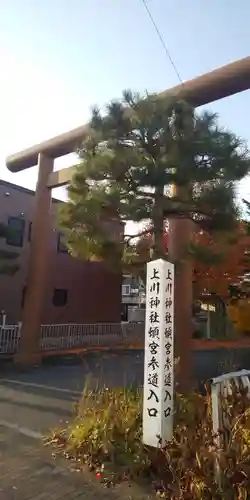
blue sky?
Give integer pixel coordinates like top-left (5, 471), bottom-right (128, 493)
top-left (1, 0), bottom-right (250, 202)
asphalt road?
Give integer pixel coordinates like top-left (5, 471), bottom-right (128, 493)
top-left (1, 346), bottom-right (249, 389)
top-left (0, 351), bottom-right (144, 391)
top-left (0, 347), bottom-right (250, 437)
top-left (0, 351), bottom-right (144, 437)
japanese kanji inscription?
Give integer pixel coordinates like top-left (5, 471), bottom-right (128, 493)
top-left (143, 259), bottom-right (174, 448)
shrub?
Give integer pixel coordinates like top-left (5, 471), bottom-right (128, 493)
top-left (45, 381), bottom-right (250, 499)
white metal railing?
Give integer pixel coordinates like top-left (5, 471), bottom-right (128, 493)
top-left (0, 324), bottom-right (20, 354)
top-left (211, 369), bottom-right (250, 484)
top-left (0, 321), bottom-right (145, 355)
top-left (211, 369), bottom-right (250, 440)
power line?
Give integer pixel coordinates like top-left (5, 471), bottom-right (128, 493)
top-left (141, 0), bottom-right (183, 84)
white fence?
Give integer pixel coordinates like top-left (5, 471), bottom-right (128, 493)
top-left (0, 322), bottom-right (145, 355)
top-left (0, 325), bottom-right (20, 355)
top-left (211, 369), bottom-right (250, 484)
top-left (211, 369), bottom-right (250, 438)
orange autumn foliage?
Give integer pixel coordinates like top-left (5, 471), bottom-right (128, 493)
top-left (136, 222), bottom-right (250, 299)
top-left (193, 223), bottom-right (250, 298)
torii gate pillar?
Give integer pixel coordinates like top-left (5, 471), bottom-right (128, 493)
top-left (15, 154), bottom-right (54, 366)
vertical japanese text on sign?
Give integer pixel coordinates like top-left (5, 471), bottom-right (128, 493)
top-left (143, 259), bottom-right (174, 448)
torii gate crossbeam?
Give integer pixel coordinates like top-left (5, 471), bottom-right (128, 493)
top-left (7, 56), bottom-right (250, 174)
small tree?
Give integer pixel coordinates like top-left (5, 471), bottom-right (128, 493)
top-left (135, 222), bottom-right (250, 298)
top-left (59, 91), bottom-right (250, 387)
top-left (193, 223), bottom-right (250, 300)
top-left (0, 223), bottom-right (19, 275)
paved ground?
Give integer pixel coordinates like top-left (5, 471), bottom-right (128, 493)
top-left (0, 427), bottom-right (152, 499)
top-left (0, 348), bottom-right (249, 499)
top-left (1, 346), bottom-right (249, 392)
top-left (0, 354), bottom-right (153, 499)
top-left (0, 351), bottom-right (144, 391)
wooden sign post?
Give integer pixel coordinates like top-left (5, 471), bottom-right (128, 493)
top-left (143, 259), bottom-right (175, 447)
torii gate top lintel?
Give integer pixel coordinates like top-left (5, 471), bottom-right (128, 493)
top-left (6, 56), bottom-right (250, 174)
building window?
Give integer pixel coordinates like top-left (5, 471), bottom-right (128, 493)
top-left (28, 222), bottom-right (32, 242)
top-left (57, 233), bottom-right (68, 253)
top-left (6, 217), bottom-right (25, 247)
top-left (122, 284), bottom-right (131, 296)
top-left (53, 288), bottom-right (68, 307)
top-left (21, 286), bottom-right (27, 308)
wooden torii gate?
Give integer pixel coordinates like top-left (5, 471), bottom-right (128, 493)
top-left (6, 57), bottom-right (250, 380)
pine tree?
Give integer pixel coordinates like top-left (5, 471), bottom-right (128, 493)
top-left (0, 223), bottom-right (19, 275)
top-left (59, 91), bottom-right (250, 390)
top-left (59, 91), bottom-right (250, 272)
